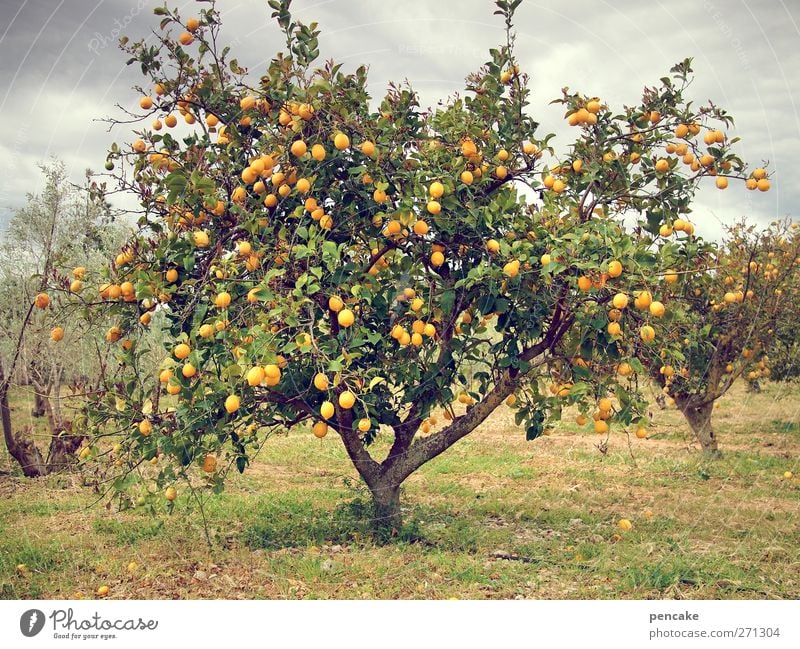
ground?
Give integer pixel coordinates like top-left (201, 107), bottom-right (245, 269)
top-left (0, 381), bottom-right (798, 600)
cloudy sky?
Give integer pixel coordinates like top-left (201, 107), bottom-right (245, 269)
top-left (0, 0), bottom-right (797, 240)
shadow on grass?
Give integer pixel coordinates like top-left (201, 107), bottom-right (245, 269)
top-left (242, 494), bottom-right (425, 549)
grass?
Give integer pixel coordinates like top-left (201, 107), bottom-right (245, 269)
top-left (0, 381), bottom-right (798, 599)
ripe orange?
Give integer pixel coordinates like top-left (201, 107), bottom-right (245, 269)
top-left (321, 401), bottom-right (335, 419)
top-left (313, 422), bottom-right (328, 438)
top-left (193, 231), bottom-right (209, 247)
top-left (224, 395), bottom-right (241, 414)
top-left (328, 296), bottom-right (344, 312)
top-left (427, 200), bottom-right (441, 215)
top-left (178, 31), bottom-right (193, 45)
top-left (182, 363), bottom-right (197, 378)
top-left (385, 219), bottom-right (402, 235)
top-left (461, 139), bottom-right (478, 158)
top-left (311, 144), bottom-right (326, 161)
top-left (214, 292), bottom-right (231, 308)
top-left (617, 362), bottom-right (633, 377)
top-left (594, 420), bottom-right (609, 434)
top-left (338, 391), bottom-right (356, 409)
top-left (460, 170), bottom-right (474, 185)
top-left (640, 325), bottom-right (655, 342)
top-left (635, 427), bottom-right (647, 439)
top-left (165, 487), bottom-right (177, 501)
top-left (577, 276), bottom-right (592, 292)
top-left (413, 220), bottom-right (429, 236)
top-left (246, 366), bottom-right (266, 387)
top-left (617, 518), bottom-right (632, 531)
top-left (757, 178), bottom-right (770, 192)
top-left (50, 326), bottom-right (64, 342)
top-left (263, 364), bottom-right (281, 386)
top-left (333, 132), bottom-right (350, 150)
top-left (202, 455), bottom-right (217, 473)
top-left (290, 140), bottom-right (307, 157)
top-left (357, 418), bottom-right (371, 433)
top-left (337, 309), bottom-right (355, 327)
top-left (313, 373), bottom-right (329, 391)
top-left (612, 293), bottom-right (628, 309)
top-left (487, 239), bottom-right (500, 254)
top-left (159, 369), bottom-right (173, 383)
top-left (649, 301), bottom-right (665, 317)
top-left (503, 259), bottom-right (520, 278)
top-left (607, 260), bottom-right (623, 278)
top-left (431, 251), bottom-right (445, 267)
top-left (429, 181), bottom-right (445, 198)
top-left (715, 176), bottom-right (728, 189)
top-left (174, 343), bottom-right (191, 359)
top-left (34, 293), bottom-right (50, 309)
top-left (138, 420), bottom-right (152, 436)
top-left (360, 140), bottom-right (376, 156)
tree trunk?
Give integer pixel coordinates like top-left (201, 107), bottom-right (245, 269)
top-left (46, 422), bottom-right (84, 473)
top-left (31, 391), bottom-right (47, 418)
top-left (0, 363), bottom-right (47, 477)
top-left (369, 480), bottom-right (402, 539)
top-left (679, 399), bottom-right (720, 456)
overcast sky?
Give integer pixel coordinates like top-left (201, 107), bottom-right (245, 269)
top-left (0, 0), bottom-right (797, 241)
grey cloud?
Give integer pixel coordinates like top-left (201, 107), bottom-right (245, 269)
top-left (0, 0), bottom-right (797, 235)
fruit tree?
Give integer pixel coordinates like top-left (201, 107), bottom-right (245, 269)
top-left (83, 0), bottom-right (772, 532)
top-left (631, 219), bottom-right (800, 455)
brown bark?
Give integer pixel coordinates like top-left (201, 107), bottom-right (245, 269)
top-left (0, 363), bottom-right (47, 477)
top-left (369, 482), bottom-right (402, 538)
top-left (46, 421), bottom-right (85, 473)
top-left (31, 391), bottom-right (47, 418)
top-left (677, 396), bottom-right (720, 456)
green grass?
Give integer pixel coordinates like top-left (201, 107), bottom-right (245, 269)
top-left (0, 381), bottom-right (798, 599)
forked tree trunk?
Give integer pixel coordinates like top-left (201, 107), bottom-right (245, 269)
top-left (678, 398), bottom-right (720, 456)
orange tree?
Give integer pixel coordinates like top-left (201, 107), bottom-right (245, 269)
top-left (630, 219), bottom-right (800, 455)
top-left (82, 0), bottom-right (771, 532)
